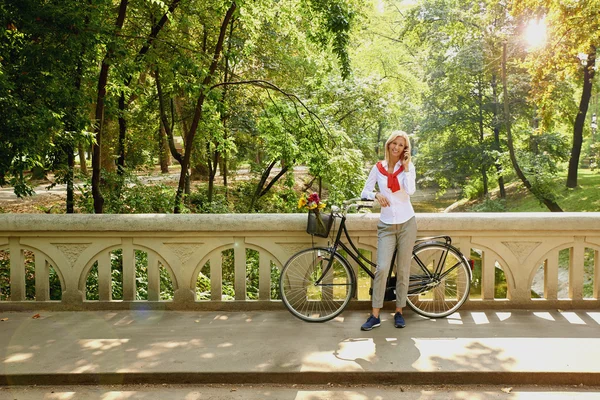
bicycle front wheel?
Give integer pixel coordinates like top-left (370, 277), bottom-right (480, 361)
top-left (279, 247), bottom-right (354, 322)
top-left (407, 242), bottom-right (471, 318)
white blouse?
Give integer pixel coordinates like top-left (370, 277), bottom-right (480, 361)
top-left (360, 160), bottom-right (416, 224)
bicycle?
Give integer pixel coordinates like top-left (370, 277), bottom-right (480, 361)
top-left (279, 198), bottom-right (473, 322)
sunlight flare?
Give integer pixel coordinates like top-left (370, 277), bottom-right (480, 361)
top-left (525, 18), bottom-right (547, 50)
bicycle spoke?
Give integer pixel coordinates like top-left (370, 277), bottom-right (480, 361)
top-left (407, 243), bottom-right (470, 318)
top-left (280, 248), bottom-right (353, 322)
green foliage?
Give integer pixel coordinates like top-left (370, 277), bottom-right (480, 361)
top-left (0, 252), bottom-right (9, 301)
top-left (320, 148), bottom-right (365, 206)
top-left (510, 129), bottom-right (570, 206)
top-left (462, 177), bottom-right (488, 201)
top-left (196, 270), bottom-right (211, 301)
top-left (590, 142), bottom-right (600, 171)
top-left (304, 0), bottom-right (361, 79)
top-left (255, 185), bottom-right (300, 213)
top-left (512, 0), bottom-right (600, 128)
top-left (187, 186), bottom-right (233, 213)
top-left (85, 248), bottom-right (175, 301)
top-left (468, 250), bottom-right (508, 299)
top-left (0, 0), bottom-right (102, 196)
top-left (465, 169), bottom-right (600, 212)
top-left (77, 170), bottom-right (182, 214)
top-left (246, 249), bottom-right (259, 300)
top-left (221, 249), bottom-right (236, 300)
top-left (583, 248), bottom-right (595, 298)
top-left (471, 197), bottom-right (507, 212)
top-left (0, 250), bottom-right (62, 301)
top-left (2, 0), bottom-right (598, 216)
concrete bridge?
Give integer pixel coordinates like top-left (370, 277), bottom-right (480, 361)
top-left (1, 213), bottom-right (600, 397)
top-left (1, 213), bottom-right (599, 310)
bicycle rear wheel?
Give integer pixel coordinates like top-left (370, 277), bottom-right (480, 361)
top-left (279, 247), bottom-right (354, 322)
top-left (407, 242), bottom-right (471, 318)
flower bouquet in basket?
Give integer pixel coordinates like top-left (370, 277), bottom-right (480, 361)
top-left (298, 192), bottom-right (331, 238)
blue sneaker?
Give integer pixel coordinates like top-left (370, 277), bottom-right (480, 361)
top-left (361, 315), bottom-right (381, 331)
top-left (394, 312), bottom-right (406, 328)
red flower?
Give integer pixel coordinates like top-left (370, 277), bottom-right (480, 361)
top-left (307, 193), bottom-right (320, 203)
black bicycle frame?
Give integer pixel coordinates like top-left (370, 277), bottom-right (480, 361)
top-left (314, 213), bottom-right (464, 296)
top-left (408, 239), bottom-right (466, 295)
top-left (314, 212), bottom-right (377, 287)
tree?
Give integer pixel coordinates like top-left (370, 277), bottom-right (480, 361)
top-left (91, 0), bottom-right (129, 213)
top-left (501, 42), bottom-right (563, 211)
top-left (0, 0), bottom-right (99, 209)
top-left (398, 0), bottom-right (506, 197)
top-left (512, 0), bottom-right (600, 188)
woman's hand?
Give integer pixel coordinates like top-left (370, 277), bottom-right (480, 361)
top-left (375, 193), bottom-right (390, 207)
top-left (402, 157), bottom-right (410, 172)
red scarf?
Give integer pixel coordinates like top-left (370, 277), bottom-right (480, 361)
top-left (376, 162), bottom-right (403, 193)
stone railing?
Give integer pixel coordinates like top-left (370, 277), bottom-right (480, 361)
top-left (1, 213), bottom-right (599, 311)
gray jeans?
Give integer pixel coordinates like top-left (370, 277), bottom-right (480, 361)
top-left (372, 216), bottom-right (417, 309)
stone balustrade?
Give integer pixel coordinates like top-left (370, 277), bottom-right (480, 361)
top-left (1, 213), bottom-right (599, 312)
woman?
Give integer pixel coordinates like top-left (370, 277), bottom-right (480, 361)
top-left (360, 130), bottom-right (417, 331)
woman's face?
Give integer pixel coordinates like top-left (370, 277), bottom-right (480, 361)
top-left (388, 136), bottom-right (407, 160)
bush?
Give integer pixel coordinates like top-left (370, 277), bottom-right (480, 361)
top-left (471, 198), bottom-right (507, 212)
top-left (77, 170), bottom-right (183, 214)
top-left (187, 186), bottom-right (233, 213)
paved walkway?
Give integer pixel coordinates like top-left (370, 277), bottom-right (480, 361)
top-left (1, 308), bottom-right (600, 390)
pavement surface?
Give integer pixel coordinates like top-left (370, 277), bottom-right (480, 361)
top-left (2, 383), bottom-right (600, 400)
top-left (1, 309), bottom-right (600, 391)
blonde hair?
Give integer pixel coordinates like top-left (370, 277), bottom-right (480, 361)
top-left (384, 130), bottom-right (411, 166)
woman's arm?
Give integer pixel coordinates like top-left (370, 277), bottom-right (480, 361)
top-left (360, 165), bottom-right (378, 200)
top-left (400, 162), bottom-right (416, 195)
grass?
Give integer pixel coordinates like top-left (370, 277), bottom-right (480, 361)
top-left (510, 169), bottom-right (600, 212)
top-left (455, 169), bottom-right (600, 212)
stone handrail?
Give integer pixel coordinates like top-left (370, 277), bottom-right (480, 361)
top-left (1, 213), bottom-right (599, 311)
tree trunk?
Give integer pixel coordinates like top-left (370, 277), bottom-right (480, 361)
top-left (91, 60), bottom-right (109, 214)
top-left (477, 78), bottom-right (488, 195)
top-left (158, 123), bottom-right (170, 173)
top-left (502, 42), bottom-right (562, 212)
top-left (91, 0), bottom-right (129, 214)
top-left (156, 68), bottom-right (183, 166)
top-left (219, 16), bottom-right (236, 191)
top-left (376, 121), bottom-right (383, 158)
top-left (567, 47), bottom-right (596, 188)
top-left (207, 141), bottom-right (220, 203)
top-left (116, 0), bottom-right (182, 175)
top-left (174, 2), bottom-right (237, 213)
top-left (221, 155), bottom-right (228, 189)
top-left (78, 143), bottom-right (87, 176)
top-left (117, 92), bottom-right (126, 173)
top-left (491, 73), bottom-right (506, 199)
top-left (66, 145), bottom-right (75, 213)
top-left (247, 160), bottom-right (289, 212)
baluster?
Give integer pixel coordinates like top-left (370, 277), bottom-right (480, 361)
top-left (544, 253), bottom-right (558, 300)
top-left (9, 238), bottom-right (25, 301)
top-left (258, 250), bottom-right (270, 301)
top-left (34, 250), bottom-right (49, 301)
top-left (569, 238), bottom-right (584, 300)
top-left (482, 251), bottom-right (495, 300)
top-left (98, 251), bottom-right (112, 301)
top-left (122, 240), bottom-right (135, 301)
top-left (147, 252), bottom-right (159, 301)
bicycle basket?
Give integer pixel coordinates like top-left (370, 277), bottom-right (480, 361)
top-left (306, 210), bottom-right (333, 238)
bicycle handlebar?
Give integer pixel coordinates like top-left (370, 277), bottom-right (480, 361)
top-left (333, 198), bottom-right (375, 216)
top-left (333, 200), bottom-right (454, 246)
